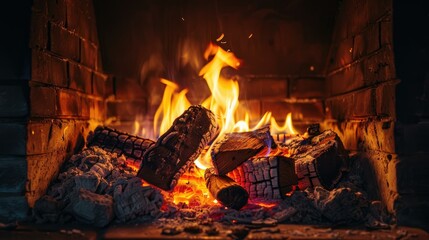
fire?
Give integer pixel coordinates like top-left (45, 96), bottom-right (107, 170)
top-left (136, 43), bottom-right (298, 206)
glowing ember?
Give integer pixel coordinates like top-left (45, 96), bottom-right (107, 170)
top-left (136, 43), bottom-right (299, 206)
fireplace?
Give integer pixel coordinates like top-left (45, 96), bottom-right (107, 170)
top-left (0, 0), bottom-right (428, 233)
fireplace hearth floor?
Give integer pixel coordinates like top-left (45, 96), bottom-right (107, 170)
top-left (0, 222), bottom-right (428, 239)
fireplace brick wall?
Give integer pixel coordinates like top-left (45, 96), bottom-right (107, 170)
top-left (0, 0), bottom-right (110, 221)
top-left (324, 0), bottom-right (397, 211)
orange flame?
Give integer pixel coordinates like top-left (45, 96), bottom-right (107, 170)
top-left (135, 43), bottom-right (298, 206)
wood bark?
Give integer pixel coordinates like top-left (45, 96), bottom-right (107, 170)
top-left (204, 168), bottom-right (248, 210)
top-left (138, 105), bottom-right (219, 190)
top-left (211, 126), bottom-right (276, 175)
top-left (228, 155), bottom-right (297, 199)
top-left (282, 130), bottom-right (348, 190)
top-left (86, 126), bottom-right (155, 167)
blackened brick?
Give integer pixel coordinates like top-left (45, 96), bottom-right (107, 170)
top-left (115, 77), bottom-right (146, 100)
top-left (107, 100), bottom-right (146, 121)
top-left (325, 88), bottom-right (376, 120)
top-left (50, 23), bottom-right (80, 61)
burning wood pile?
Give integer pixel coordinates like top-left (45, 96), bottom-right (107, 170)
top-left (33, 105), bottom-right (392, 231)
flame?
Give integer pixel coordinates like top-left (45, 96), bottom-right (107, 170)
top-left (133, 43), bottom-right (299, 206)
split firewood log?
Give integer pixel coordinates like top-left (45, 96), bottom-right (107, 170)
top-left (86, 126), bottom-right (155, 167)
top-left (283, 129), bottom-right (348, 190)
top-left (211, 126), bottom-right (276, 175)
top-left (204, 168), bottom-right (248, 210)
top-left (138, 105), bottom-right (219, 191)
top-left (228, 155), bottom-right (297, 199)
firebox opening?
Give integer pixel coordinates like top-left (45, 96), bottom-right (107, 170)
top-left (1, 0), bottom-right (429, 234)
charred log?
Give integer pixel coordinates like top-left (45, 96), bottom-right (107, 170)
top-left (283, 130), bottom-right (348, 190)
top-left (87, 126), bottom-right (155, 167)
top-left (211, 126), bottom-right (276, 175)
top-left (228, 155), bottom-right (297, 199)
top-left (138, 105), bottom-right (219, 191)
top-left (204, 168), bottom-right (248, 210)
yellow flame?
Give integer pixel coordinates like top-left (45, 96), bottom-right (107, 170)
top-left (133, 43), bottom-right (299, 206)
top-left (153, 79), bottom-right (191, 137)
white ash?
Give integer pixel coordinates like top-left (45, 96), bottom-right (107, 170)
top-left (33, 146), bottom-right (163, 227)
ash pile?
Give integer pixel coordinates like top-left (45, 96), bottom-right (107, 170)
top-left (33, 105), bottom-right (393, 230)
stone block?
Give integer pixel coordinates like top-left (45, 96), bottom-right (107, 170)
top-left (0, 196), bottom-right (28, 221)
top-left (0, 84), bottom-right (28, 117)
top-left (0, 157), bottom-right (27, 193)
top-left (0, 122), bottom-right (26, 155)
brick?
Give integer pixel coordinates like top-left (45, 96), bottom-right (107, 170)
top-left (327, 63), bottom-right (364, 96)
top-left (368, 0), bottom-right (392, 23)
top-left (261, 100), bottom-right (324, 122)
top-left (27, 119), bottom-right (88, 155)
top-left (236, 100), bottom-right (261, 125)
top-left (395, 122), bottom-right (429, 154)
top-left (91, 99), bottom-right (106, 121)
top-left (364, 45), bottom-right (396, 86)
top-left (290, 78), bottom-right (325, 98)
top-left (107, 100), bottom-right (147, 121)
top-left (238, 78), bottom-right (288, 100)
top-left (0, 196), bottom-right (28, 221)
top-left (56, 89), bottom-right (79, 117)
top-left (0, 157), bottom-right (26, 193)
top-left (50, 23), bottom-right (80, 61)
top-left (92, 72), bottom-right (107, 97)
top-left (347, 0), bottom-right (369, 37)
top-left (69, 61), bottom-right (92, 93)
top-left (352, 23), bottom-right (380, 61)
top-left (115, 77), bottom-right (146, 100)
top-left (30, 86), bottom-right (56, 117)
top-left (325, 88), bottom-right (376, 121)
top-left (376, 81), bottom-right (396, 118)
top-left (328, 37), bottom-right (354, 72)
top-left (105, 75), bottom-right (115, 97)
top-left (393, 153), bottom-right (429, 196)
top-left (81, 95), bottom-right (91, 118)
top-left (380, 20), bottom-right (393, 46)
top-left (32, 0), bottom-right (47, 14)
top-left (325, 119), bottom-right (395, 153)
top-left (0, 122), bottom-right (26, 155)
top-left (0, 85), bottom-right (28, 117)
top-left (30, 12), bottom-right (48, 49)
top-left (80, 39), bottom-right (98, 69)
top-left (47, 0), bottom-right (66, 26)
top-left (50, 55), bottom-right (68, 87)
top-left (31, 50), bottom-right (68, 87)
top-left (66, 0), bottom-right (98, 42)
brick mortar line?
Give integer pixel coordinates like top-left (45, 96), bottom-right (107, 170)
top-left (324, 78), bottom-right (399, 100)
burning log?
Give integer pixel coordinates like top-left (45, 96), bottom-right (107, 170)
top-left (86, 126), bottom-right (155, 167)
top-left (204, 168), bottom-right (248, 210)
top-left (228, 155), bottom-right (297, 199)
top-left (138, 105), bottom-right (219, 191)
top-left (211, 126), bottom-right (276, 175)
top-left (284, 129), bottom-right (348, 190)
